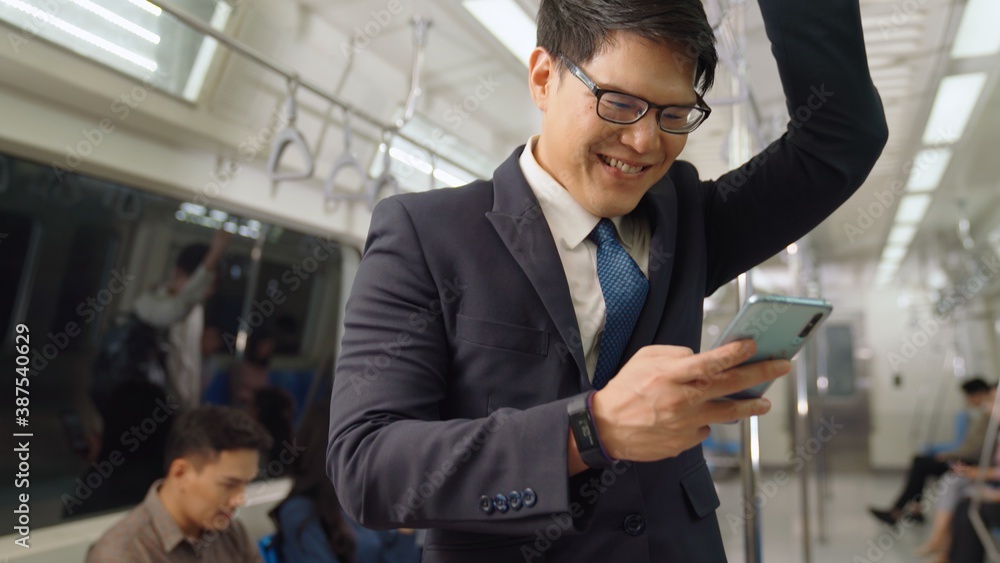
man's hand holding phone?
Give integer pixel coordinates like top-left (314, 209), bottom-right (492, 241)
top-left (589, 340), bottom-right (790, 463)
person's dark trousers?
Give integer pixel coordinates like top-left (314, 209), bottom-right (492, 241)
top-left (948, 498), bottom-right (1000, 563)
top-left (892, 455), bottom-right (951, 510)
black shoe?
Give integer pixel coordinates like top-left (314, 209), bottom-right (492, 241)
top-left (868, 508), bottom-right (898, 525)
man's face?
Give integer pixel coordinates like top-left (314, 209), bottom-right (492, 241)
top-left (529, 31), bottom-right (698, 218)
top-left (174, 449), bottom-right (259, 535)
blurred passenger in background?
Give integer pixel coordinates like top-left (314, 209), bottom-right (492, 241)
top-left (134, 229), bottom-right (233, 409)
top-left (923, 377), bottom-right (992, 456)
top-left (915, 451), bottom-right (1000, 559)
top-left (203, 326), bottom-right (276, 408)
top-left (870, 381), bottom-right (997, 525)
top-left (87, 405), bottom-right (272, 562)
top-left (251, 387), bottom-right (295, 475)
top-left (200, 319), bottom-right (224, 396)
top-left (271, 401), bottom-right (421, 563)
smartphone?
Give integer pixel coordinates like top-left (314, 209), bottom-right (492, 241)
top-left (710, 294), bottom-right (832, 400)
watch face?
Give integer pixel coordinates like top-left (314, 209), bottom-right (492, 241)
top-left (573, 415), bottom-right (594, 445)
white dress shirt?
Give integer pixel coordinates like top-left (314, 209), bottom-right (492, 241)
top-left (518, 136), bottom-right (650, 382)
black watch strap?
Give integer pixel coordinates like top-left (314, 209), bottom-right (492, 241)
top-left (568, 391), bottom-right (614, 469)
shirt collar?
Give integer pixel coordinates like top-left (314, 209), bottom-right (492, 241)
top-left (518, 135), bottom-right (627, 248)
top-left (146, 479), bottom-right (199, 555)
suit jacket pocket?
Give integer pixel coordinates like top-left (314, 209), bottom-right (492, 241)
top-left (680, 461), bottom-right (721, 519)
top-left (456, 314), bottom-right (548, 356)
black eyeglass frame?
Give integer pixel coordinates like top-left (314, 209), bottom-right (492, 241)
top-left (558, 54), bottom-right (712, 134)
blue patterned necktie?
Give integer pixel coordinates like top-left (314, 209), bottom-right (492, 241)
top-left (589, 218), bottom-right (649, 390)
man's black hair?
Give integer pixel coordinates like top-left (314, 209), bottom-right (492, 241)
top-left (164, 405), bottom-right (273, 471)
top-left (537, 0), bottom-right (718, 94)
top-left (175, 243), bottom-right (209, 277)
top-left (962, 377), bottom-right (991, 395)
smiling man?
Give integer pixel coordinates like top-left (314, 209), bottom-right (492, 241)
top-left (87, 406), bottom-right (272, 562)
top-left (328, 0), bottom-right (887, 560)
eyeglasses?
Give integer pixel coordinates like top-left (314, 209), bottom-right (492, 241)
top-left (558, 55), bottom-right (711, 134)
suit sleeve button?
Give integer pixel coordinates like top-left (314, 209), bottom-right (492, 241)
top-left (507, 491), bottom-right (523, 510)
top-left (522, 488), bottom-right (537, 507)
top-left (479, 495), bottom-right (495, 514)
top-left (494, 494), bottom-right (509, 513)
top-left (623, 514), bottom-right (646, 536)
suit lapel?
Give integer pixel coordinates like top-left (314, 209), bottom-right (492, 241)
top-left (620, 176), bottom-right (678, 364)
top-left (485, 147), bottom-right (588, 382)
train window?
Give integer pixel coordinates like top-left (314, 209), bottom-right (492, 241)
top-left (0, 0), bottom-right (232, 101)
top-left (0, 152), bottom-right (352, 529)
top-left (0, 212), bottom-right (35, 344)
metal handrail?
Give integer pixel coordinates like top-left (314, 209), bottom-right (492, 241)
top-left (148, 0), bottom-right (478, 182)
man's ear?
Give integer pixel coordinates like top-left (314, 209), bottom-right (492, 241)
top-left (168, 457), bottom-right (192, 484)
top-left (528, 47), bottom-right (558, 112)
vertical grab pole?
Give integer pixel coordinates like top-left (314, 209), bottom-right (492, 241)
top-left (737, 272), bottom-right (762, 563)
top-left (722, 0), bottom-right (762, 560)
top-left (790, 243), bottom-right (813, 561)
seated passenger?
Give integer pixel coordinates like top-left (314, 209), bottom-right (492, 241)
top-left (271, 401), bottom-right (421, 563)
top-left (204, 327), bottom-right (275, 408)
top-left (924, 377), bottom-right (991, 455)
top-left (869, 381), bottom-right (996, 525)
top-left (914, 443), bottom-right (1000, 557)
top-left (948, 493), bottom-right (1000, 563)
top-left (86, 405), bottom-right (272, 562)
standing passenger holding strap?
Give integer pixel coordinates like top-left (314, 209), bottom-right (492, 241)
top-left (328, 0), bottom-right (888, 560)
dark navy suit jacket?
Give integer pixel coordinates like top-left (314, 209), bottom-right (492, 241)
top-left (328, 0), bottom-right (888, 560)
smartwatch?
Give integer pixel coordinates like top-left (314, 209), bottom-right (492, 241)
top-left (568, 391), bottom-right (614, 469)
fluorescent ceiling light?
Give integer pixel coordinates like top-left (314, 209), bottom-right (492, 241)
top-left (922, 73), bottom-right (987, 145)
top-left (951, 0), bottom-right (1000, 58)
top-left (881, 244), bottom-right (908, 263)
top-left (127, 0), bottom-right (161, 16)
top-left (0, 0), bottom-right (157, 71)
top-left (463, 0), bottom-right (536, 67)
top-left (906, 148), bottom-right (952, 192)
top-left (434, 168), bottom-right (470, 187)
top-left (72, 0), bottom-right (159, 43)
top-left (894, 194), bottom-right (932, 224)
top-left (182, 1), bottom-right (232, 100)
top-left (887, 224), bottom-right (917, 246)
